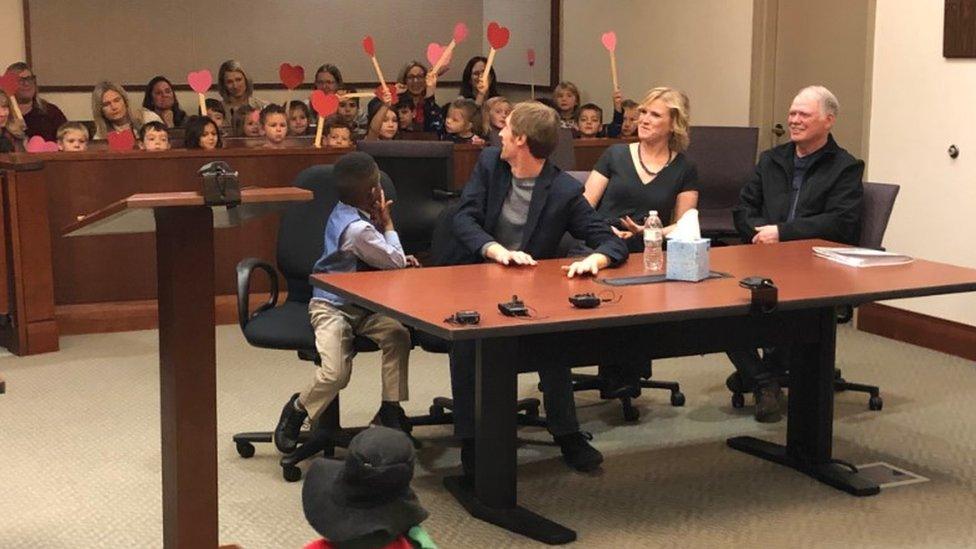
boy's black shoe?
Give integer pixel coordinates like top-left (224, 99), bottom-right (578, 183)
top-left (754, 382), bottom-right (785, 423)
top-left (274, 393), bottom-right (307, 454)
top-left (371, 401), bottom-right (413, 434)
top-left (554, 431), bottom-right (603, 472)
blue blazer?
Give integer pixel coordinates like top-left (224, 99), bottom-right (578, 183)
top-left (447, 147), bottom-right (628, 266)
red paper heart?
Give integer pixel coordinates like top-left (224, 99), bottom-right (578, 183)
top-left (26, 135), bottom-right (59, 153)
top-left (107, 130), bottom-right (135, 151)
top-left (487, 22), bottom-right (510, 50)
top-left (427, 43), bottom-right (449, 67)
top-left (374, 84), bottom-right (398, 105)
top-left (453, 22), bottom-right (469, 43)
top-left (310, 90), bottom-right (339, 118)
top-left (187, 69), bottom-right (213, 94)
top-left (279, 63), bottom-right (305, 90)
top-left (527, 48), bottom-right (536, 67)
top-left (601, 31), bottom-right (617, 52)
top-left (0, 69), bottom-right (19, 96)
top-left (362, 36), bottom-right (376, 57)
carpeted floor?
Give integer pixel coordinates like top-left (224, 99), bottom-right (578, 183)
top-left (1, 324), bottom-right (974, 548)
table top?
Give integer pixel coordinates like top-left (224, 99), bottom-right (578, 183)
top-left (310, 239), bottom-right (976, 340)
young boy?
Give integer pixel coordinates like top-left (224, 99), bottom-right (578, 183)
top-left (607, 93), bottom-right (639, 138)
top-left (442, 98), bottom-right (482, 144)
top-left (138, 121), bottom-right (171, 151)
top-left (205, 98), bottom-right (227, 128)
top-left (56, 122), bottom-right (89, 151)
top-left (394, 97), bottom-right (415, 132)
top-left (274, 152), bottom-right (413, 454)
top-left (576, 103), bottom-right (604, 139)
top-left (337, 86), bottom-right (367, 139)
top-left (260, 104), bottom-right (288, 148)
top-left (323, 116), bottom-right (353, 148)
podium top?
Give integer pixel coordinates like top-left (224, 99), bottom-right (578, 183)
top-left (62, 187), bottom-right (312, 237)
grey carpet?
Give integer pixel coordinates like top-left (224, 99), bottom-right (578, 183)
top-left (1, 324), bottom-right (974, 548)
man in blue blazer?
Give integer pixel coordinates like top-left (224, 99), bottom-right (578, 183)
top-left (447, 101), bottom-right (628, 477)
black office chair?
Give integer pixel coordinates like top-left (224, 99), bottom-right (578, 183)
top-left (729, 182), bottom-right (900, 411)
top-left (232, 164), bottom-right (452, 481)
top-left (558, 170), bottom-right (686, 422)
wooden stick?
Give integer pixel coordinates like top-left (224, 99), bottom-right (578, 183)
top-left (338, 92), bottom-right (376, 99)
top-left (530, 65), bottom-right (535, 100)
top-left (431, 40), bottom-right (456, 75)
top-left (284, 90), bottom-right (292, 109)
top-left (9, 99), bottom-right (23, 122)
top-left (370, 56), bottom-right (387, 88)
top-left (481, 48), bottom-right (497, 88)
top-left (314, 115), bottom-right (325, 148)
top-left (198, 94), bottom-right (207, 116)
top-left (609, 51), bottom-right (619, 92)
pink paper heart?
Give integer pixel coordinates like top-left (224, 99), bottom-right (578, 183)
top-left (601, 31), bottom-right (617, 52)
top-left (107, 130), bottom-right (135, 152)
top-left (374, 84), bottom-right (398, 105)
top-left (427, 42), bottom-right (449, 67)
top-left (453, 22), bottom-right (469, 43)
top-left (487, 22), bottom-right (510, 50)
top-left (26, 135), bottom-right (59, 153)
top-left (310, 91), bottom-right (339, 118)
top-left (527, 48), bottom-right (536, 67)
top-left (0, 69), bottom-right (18, 96)
top-left (279, 63), bottom-right (305, 90)
top-left (362, 36), bottom-right (376, 57)
top-left (187, 69), bottom-right (213, 94)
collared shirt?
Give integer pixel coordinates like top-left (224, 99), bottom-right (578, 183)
top-left (341, 211), bottom-right (407, 270)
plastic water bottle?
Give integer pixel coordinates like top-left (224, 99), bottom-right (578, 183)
top-left (643, 210), bottom-right (664, 272)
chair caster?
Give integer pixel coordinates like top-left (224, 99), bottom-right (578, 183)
top-left (235, 441), bottom-right (255, 458)
top-left (731, 392), bottom-right (745, 409)
top-left (869, 396), bottom-right (883, 411)
top-left (282, 464), bottom-right (302, 482)
top-left (670, 391), bottom-right (686, 407)
top-left (621, 399), bottom-right (640, 422)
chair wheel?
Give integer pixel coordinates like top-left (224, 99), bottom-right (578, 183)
top-left (621, 400), bottom-right (640, 422)
top-left (869, 396), bottom-right (883, 411)
top-left (235, 442), bottom-right (255, 458)
top-left (670, 391), bottom-right (686, 407)
top-left (428, 404), bottom-right (445, 418)
top-left (282, 464), bottom-right (302, 482)
top-left (731, 392), bottom-right (745, 409)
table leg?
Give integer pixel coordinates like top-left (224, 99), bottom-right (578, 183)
top-left (727, 307), bottom-right (879, 496)
top-left (443, 336), bottom-right (576, 545)
top-left (155, 207), bottom-right (219, 548)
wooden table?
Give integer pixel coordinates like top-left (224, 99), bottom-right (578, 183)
top-left (311, 239), bottom-right (976, 544)
top-left (64, 187), bottom-right (311, 549)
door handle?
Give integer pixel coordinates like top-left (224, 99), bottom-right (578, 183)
top-left (772, 124), bottom-right (785, 137)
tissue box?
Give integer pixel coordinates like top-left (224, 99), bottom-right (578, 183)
top-left (665, 238), bottom-right (711, 281)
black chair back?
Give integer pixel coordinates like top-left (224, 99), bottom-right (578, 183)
top-left (277, 164), bottom-right (397, 303)
top-left (859, 182), bottom-right (900, 250)
top-left (549, 127), bottom-right (577, 172)
top-left (356, 140), bottom-right (454, 255)
top-left (684, 126), bottom-right (758, 236)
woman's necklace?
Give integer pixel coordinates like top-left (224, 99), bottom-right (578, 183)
top-left (638, 143), bottom-right (673, 177)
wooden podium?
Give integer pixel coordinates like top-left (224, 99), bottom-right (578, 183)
top-left (63, 187), bottom-right (311, 548)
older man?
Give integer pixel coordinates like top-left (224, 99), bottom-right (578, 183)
top-left (446, 101), bottom-right (628, 476)
top-left (729, 85), bottom-right (864, 422)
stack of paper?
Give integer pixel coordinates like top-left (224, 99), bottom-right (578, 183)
top-left (812, 246), bottom-right (914, 268)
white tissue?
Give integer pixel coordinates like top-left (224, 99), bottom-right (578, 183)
top-left (666, 208), bottom-right (701, 240)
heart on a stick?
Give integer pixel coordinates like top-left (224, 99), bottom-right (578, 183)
top-left (310, 91), bottom-right (339, 118)
top-left (426, 43), bottom-right (450, 67)
top-left (601, 31), bottom-right (617, 52)
top-left (107, 130), bottom-right (135, 151)
top-left (487, 22), bottom-right (510, 50)
top-left (26, 135), bottom-right (59, 153)
top-left (279, 63), bottom-right (305, 89)
top-left (374, 84), bottom-right (398, 105)
top-left (527, 48), bottom-right (536, 67)
top-left (0, 70), bottom-right (19, 96)
top-left (187, 70), bottom-right (213, 94)
top-left (453, 22), bottom-right (469, 43)
top-left (362, 36), bottom-right (376, 57)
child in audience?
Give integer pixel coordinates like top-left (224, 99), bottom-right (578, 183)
top-left (0, 90), bottom-right (26, 153)
top-left (138, 121), bottom-right (171, 151)
top-left (337, 86), bottom-right (367, 139)
top-left (576, 103), bottom-right (604, 139)
top-left (323, 116), bottom-right (353, 148)
top-left (553, 81), bottom-right (581, 130)
top-left (442, 98), bottom-right (483, 144)
top-left (274, 153), bottom-right (414, 456)
top-left (366, 92), bottom-right (398, 140)
top-left (606, 91), bottom-right (639, 138)
top-left (395, 97), bottom-right (416, 132)
top-left (233, 105), bottom-right (262, 138)
top-left (288, 100), bottom-right (311, 136)
top-left (56, 122), bottom-right (89, 152)
top-left (261, 104), bottom-right (289, 148)
top-left (482, 96), bottom-right (511, 136)
top-left (205, 99), bottom-right (227, 128)
top-left (184, 115), bottom-right (222, 150)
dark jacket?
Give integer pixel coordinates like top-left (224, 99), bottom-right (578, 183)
top-left (447, 147), bottom-right (628, 266)
top-left (732, 134), bottom-right (864, 245)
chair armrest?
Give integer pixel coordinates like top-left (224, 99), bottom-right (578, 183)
top-left (432, 188), bottom-right (460, 200)
top-left (236, 257), bottom-right (279, 331)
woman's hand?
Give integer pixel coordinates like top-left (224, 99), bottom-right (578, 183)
top-left (619, 215), bottom-right (644, 235)
top-left (394, 82), bottom-right (407, 96)
top-left (425, 72), bottom-right (438, 97)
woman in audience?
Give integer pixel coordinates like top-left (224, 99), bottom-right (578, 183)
top-left (313, 64), bottom-right (343, 94)
top-left (91, 81), bottom-right (162, 139)
top-left (184, 115), bottom-right (222, 150)
top-left (217, 60), bottom-right (267, 122)
top-left (553, 81), bottom-right (581, 130)
top-left (4, 62), bottom-right (67, 142)
top-left (142, 76), bottom-right (187, 128)
top-left (396, 61), bottom-right (444, 133)
top-left (457, 56), bottom-right (499, 108)
top-left (0, 90), bottom-right (27, 152)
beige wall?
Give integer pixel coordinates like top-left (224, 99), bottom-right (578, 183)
top-left (562, 0), bottom-right (754, 126)
top-left (0, 0), bottom-right (26, 68)
top-left (867, 1), bottom-right (976, 326)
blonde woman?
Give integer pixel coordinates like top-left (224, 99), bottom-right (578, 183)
top-left (0, 90), bottom-right (27, 152)
top-left (91, 81), bottom-right (162, 139)
top-left (217, 60), bottom-right (268, 122)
